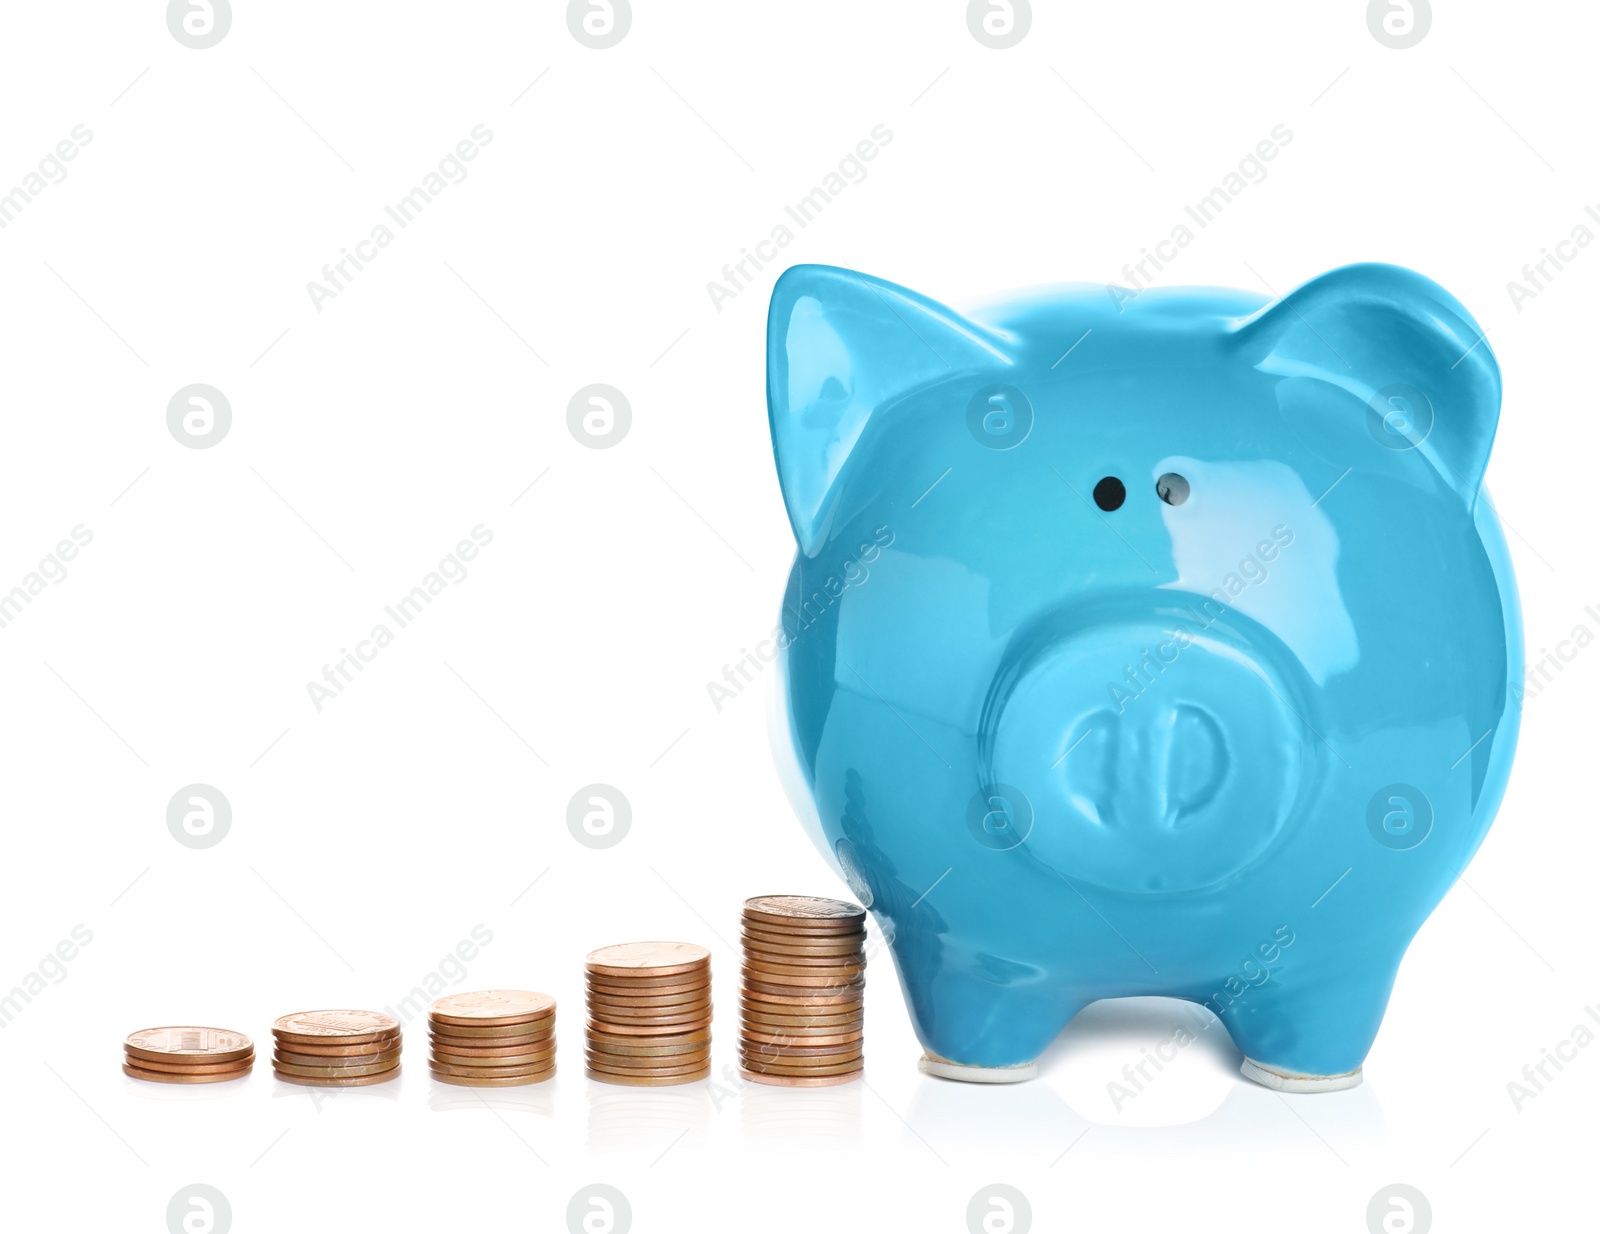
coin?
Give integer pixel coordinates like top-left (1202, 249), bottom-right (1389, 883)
top-left (273, 1010), bottom-right (399, 1044)
top-left (430, 1068), bottom-right (554, 1087)
top-left (586, 1016), bottom-right (713, 1037)
top-left (272, 1058), bottom-right (400, 1079)
top-left (586, 1034), bottom-right (711, 1057)
top-left (743, 895), bottom-right (865, 927)
top-left (741, 1029), bottom-right (863, 1048)
top-left (124, 1026), bottom-right (254, 1065)
top-left (586, 971), bottom-right (709, 991)
top-left (741, 1057), bottom-right (864, 1076)
top-left (585, 942), bottom-right (711, 978)
top-left (741, 962), bottom-right (864, 984)
top-left (429, 1038), bottom-right (556, 1058)
top-left (429, 1058), bottom-right (557, 1078)
top-left (740, 928), bottom-right (865, 952)
top-left (741, 1045), bottom-right (862, 1066)
top-left (274, 1067), bottom-right (400, 1087)
top-left (742, 982), bottom-right (863, 1003)
top-left (740, 1004), bottom-right (863, 1024)
top-left (432, 1048), bottom-right (556, 1069)
top-left (585, 1066), bottom-right (709, 1086)
top-left (586, 988), bottom-right (713, 1009)
top-left (429, 990), bottom-right (556, 1027)
top-left (266, 1034), bottom-right (401, 1057)
top-left (742, 945), bottom-right (865, 967)
top-left (123, 1052), bottom-right (257, 1075)
top-left (589, 1005), bottom-right (712, 1027)
top-left (425, 1019), bottom-right (549, 1040)
top-left (585, 1056), bottom-right (710, 1077)
top-left (274, 1047), bottom-right (400, 1069)
top-left (739, 1068), bottom-right (862, 1087)
top-left (123, 1062), bottom-right (252, 1084)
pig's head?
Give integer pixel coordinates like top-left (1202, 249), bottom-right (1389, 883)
top-left (767, 264), bottom-right (1504, 894)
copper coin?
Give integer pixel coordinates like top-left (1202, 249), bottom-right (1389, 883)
top-left (585, 942), bottom-right (711, 978)
top-left (123, 1062), bottom-right (252, 1084)
top-left (741, 1028), bottom-right (863, 1047)
top-left (586, 1055), bottom-right (710, 1077)
top-left (587, 1016), bottom-right (713, 1037)
top-left (274, 1047), bottom-right (400, 1069)
top-left (586, 987), bottom-right (714, 1009)
top-left (428, 1043), bottom-right (560, 1062)
top-left (585, 1066), bottom-right (709, 1086)
top-left (739, 1068), bottom-right (862, 1087)
top-left (273, 1058), bottom-right (400, 1079)
top-left (124, 1026), bottom-right (254, 1064)
top-left (741, 927), bottom-right (866, 951)
top-left (430, 1068), bottom-right (554, 1087)
top-left (740, 1004), bottom-right (863, 1025)
top-left (267, 1034), bottom-right (400, 1057)
top-left (122, 1051), bottom-right (257, 1075)
top-left (429, 990), bottom-right (555, 1027)
top-left (743, 895), bottom-right (865, 925)
top-left (585, 1005), bottom-right (710, 1024)
top-left (741, 989), bottom-right (862, 1006)
top-left (274, 1067), bottom-right (399, 1087)
top-left (427, 1019), bottom-right (554, 1044)
top-left (739, 1019), bottom-right (863, 1037)
top-left (586, 1034), bottom-right (711, 1057)
top-left (742, 979), bottom-right (863, 1000)
top-left (736, 1049), bottom-right (864, 1069)
top-left (743, 945), bottom-right (865, 968)
top-left (585, 973), bottom-right (711, 995)
top-left (432, 1047), bottom-right (556, 1069)
top-left (429, 1059), bottom-right (556, 1079)
top-left (741, 1056), bottom-right (865, 1076)
top-left (741, 962), bottom-right (865, 984)
top-left (273, 1010), bottom-right (399, 1044)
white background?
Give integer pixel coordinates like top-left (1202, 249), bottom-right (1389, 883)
top-left (0, 2), bottom-right (1595, 1231)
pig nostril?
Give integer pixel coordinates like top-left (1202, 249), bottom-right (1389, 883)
top-left (1093, 477), bottom-right (1126, 511)
top-left (1157, 472), bottom-right (1190, 506)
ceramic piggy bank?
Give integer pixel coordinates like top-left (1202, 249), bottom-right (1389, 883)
top-left (765, 263), bottom-right (1521, 1091)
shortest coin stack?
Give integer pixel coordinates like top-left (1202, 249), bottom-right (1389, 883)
top-left (740, 895), bottom-right (867, 1087)
top-left (272, 1010), bottom-right (401, 1086)
top-left (123, 1026), bottom-right (254, 1083)
top-left (585, 942), bottom-right (712, 1086)
top-left (428, 990), bottom-right (556, 1087)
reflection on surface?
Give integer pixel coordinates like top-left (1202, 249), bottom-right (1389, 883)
top-left (586, 1078), bottom-right (711, 1155)
top-left (426, 1075), bottom-right (555, 1117)
top-left (738, 1074), bottom-right (863, 1153)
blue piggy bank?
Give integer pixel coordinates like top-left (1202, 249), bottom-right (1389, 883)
top-left (765, 263), bottom-right (1521, 1090)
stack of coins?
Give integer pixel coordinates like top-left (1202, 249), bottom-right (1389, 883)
top-left (271, 1010), bottom-right (401, 1086)
top-left (428, 990), bottom-right (556, 1086)
top-left (740, 895), bottom-right (866, 1086)
top-left (123, 1026), bottom-right (254, 1083)
top-left (585, 942), bottom-right (712, 1086)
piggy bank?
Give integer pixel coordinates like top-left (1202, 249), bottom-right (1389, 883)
top-left (765, 263), bottom-right (1521, 1090)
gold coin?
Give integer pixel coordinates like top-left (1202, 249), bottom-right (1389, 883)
top-left (274, 1067), bottom-right (400, 1087)
top-left (272, 1057), bottom-right (400, 1078)
top-left (122, 1062), bottom-right (251, 1084)
top-left (429, 1067), bottom-right (554, 1087)
top-left (739, 1067), bottom-right (862, 1087)
top-left (425, 1019), bottom-right (549, 1040)
top-left (585, 1066), bottom-right (709, 1086)
top-left (429, 1059), bottom-right (556, 1079)
top-left (274, 1047), bottom-right (400, 1069)
top-left (432, 1047), bottom-right (556, 1069)
top-left (429, 990), bottom-right (556, 1027)
top-left (585, 942), bottom-right (711, 978)
top-left (742, 895), bottom-right (865, 926)
top-left (587, 1016), bottom-right (713, 1037)
top-left (272, 1010), bottom-right (399, 1044)
top-left (122, 1052), bottom-right (256, 1075)
top-left (124, 1026), bottom-right (254, 1064)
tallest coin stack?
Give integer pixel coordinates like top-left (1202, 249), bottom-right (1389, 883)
top-left (739, 895), bottom-right (866, 1086)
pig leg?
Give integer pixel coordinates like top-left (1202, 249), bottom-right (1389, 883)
top-left (899, 957), bottom-right (1084, 1083)
top-left (1209, 957), bottom-right (1399, 1093)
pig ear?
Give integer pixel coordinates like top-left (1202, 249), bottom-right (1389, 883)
top-left (767, 265), bottom-right (1010, 555)
top-left (1232, 263), bottom-right (1502, 502)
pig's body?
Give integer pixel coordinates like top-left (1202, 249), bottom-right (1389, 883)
top-left (767, 265), bottom-right (1521, 1088)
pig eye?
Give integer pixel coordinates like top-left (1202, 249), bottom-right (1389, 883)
top-left (1093, 476), bottom-right (1126, 511)
top-left (1157, 472), bottom-right (1190, 506)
